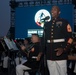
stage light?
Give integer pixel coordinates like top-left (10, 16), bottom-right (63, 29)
top-left (10, 1), bottom-right (18, 9)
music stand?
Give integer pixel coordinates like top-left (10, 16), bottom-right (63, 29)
top-left (4, 36), bottom-right (19, 75)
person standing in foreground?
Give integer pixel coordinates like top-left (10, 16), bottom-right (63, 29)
top-left (43, 6), bottom-right (73, 75)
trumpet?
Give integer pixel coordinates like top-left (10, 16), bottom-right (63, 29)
top-left (24, 43), bottom-right (35, 53)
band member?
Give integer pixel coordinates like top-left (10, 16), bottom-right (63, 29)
top-left (16, 34), bottom-right (42, 75)
top-left (15, 38), bottom-right (30, 65)
top-left (42, 6), bottom-right (73, 75)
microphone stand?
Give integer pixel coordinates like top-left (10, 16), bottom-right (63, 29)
top-left (42, 20), bottom-right (49, 75)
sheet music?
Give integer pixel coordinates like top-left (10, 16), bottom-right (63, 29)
top-left (11, 39), bottom-right (19, 50)
top-left (4, 36), bottom-right (19, 50)
top-left (4, 37), bottom-right (12, 50)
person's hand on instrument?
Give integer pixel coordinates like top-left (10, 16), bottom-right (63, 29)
top-left (20, 45), bottom-right (26, 51)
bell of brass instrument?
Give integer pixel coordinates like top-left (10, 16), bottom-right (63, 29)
top-left (24, 43), bottom-right (35, 53)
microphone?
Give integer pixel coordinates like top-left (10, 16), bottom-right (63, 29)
top-left (41, 16), bottom-right (50, 20)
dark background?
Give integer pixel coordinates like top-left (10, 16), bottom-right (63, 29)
top-left (15, 4), bottom-right (74, 38)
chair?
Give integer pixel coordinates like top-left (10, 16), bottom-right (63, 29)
top-left (23, 60), bottom-right (42, 75)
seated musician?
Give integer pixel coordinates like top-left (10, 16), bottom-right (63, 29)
top-left (15, 38), bottom-right (30, 65)
top-left (68, 37), bottom-right (76, 60)
top-left (16, 34), bottom-right (43, 75)
top-left (67, 37), bottom-right (76, 74)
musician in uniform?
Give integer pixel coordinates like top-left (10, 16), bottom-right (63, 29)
top-left (43, 6), bottom-right (73, 75)
top-left (68, 37), bottom-right (76, 74)
top-left (16, 34), bottom-right (42, 75)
